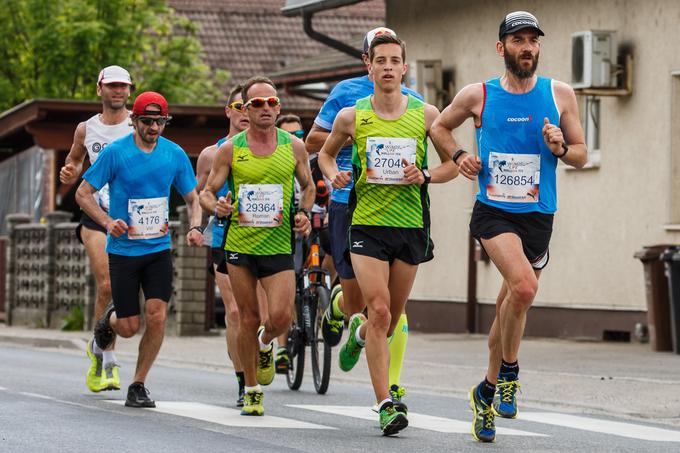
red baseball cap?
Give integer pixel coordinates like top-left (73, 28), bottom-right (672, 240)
top-left (132, 91), bottom-right (169, 116)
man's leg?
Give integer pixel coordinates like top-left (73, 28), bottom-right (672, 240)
top-left (81, 226), bottom-right (119, 392)
top-left (259, 270), bottom-right (295, 343)
top-left (227, 264), bottom-right (261, 388)
top-left (131, 299), bottom-right (166, 384)
top-left (215, 268), bottom-right (246, 404)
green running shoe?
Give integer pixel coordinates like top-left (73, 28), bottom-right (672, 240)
top-left (469, 385), bottom-right (496, 443)
top-left (321, 285), bottom-right (344, 346)
top-left (338, 314), bottom-right (364, 372)
top-left (256, 326), bottom-right (275, 385)
top-left (240, 389), bottom-right (264, 416)
top-left (275, 347), bottom-right (290, 374)
top-left (100, 362), bottom-right (120, 391)
top-left (379, 403), bottom-right (408, 436)
top-left (493, 376), bottom-right (521, 418)
top-left (390, 384), bottom-right (408, 415)
top-left (85, 338), bottom-right (104, 393)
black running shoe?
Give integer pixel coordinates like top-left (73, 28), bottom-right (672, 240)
top-left (125, 382), bottom-right (156, 408)
top-left (236, 386), bottom-right (245, 407)
top-left (94, 302), bottom-right (116, 350)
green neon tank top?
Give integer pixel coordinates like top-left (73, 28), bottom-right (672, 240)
top-left (350, 94), bottom-right (429, 228)
top-left (225, 128), bottom-right (296, 255)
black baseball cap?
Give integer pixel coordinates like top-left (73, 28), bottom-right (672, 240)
top-left (498, 11), bottom-right (545, 40)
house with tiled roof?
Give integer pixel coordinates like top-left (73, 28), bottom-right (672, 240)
top-left (169, 0), bottom-right (385, 115)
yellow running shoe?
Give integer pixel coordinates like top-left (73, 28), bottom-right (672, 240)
top-left (256, 326), bottom-right (275, 385)
top-left (86, 338), bottom-right (105, 392)
top-left (100, 363), bottom-right (121, 391)
top-left (240, 389), bottom-right (264, 416)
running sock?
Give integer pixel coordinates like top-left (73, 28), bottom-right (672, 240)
top-left (235, 371), bottom-right (245, 391)
top-left (258, 328), bottom-right (272, 351)
top-left (244, 385), bottom-right (262, 393)
top-left (102, 351), bottom-right (117, 367)
top-left (478, 378), bottom-right (496, 403)
top-left (92, 339), bottom-right (103, 355)
top-left (387, 313), bottom-right (408, 387)
top-left (355, 323), bottom-right (365, 347)
top-left (331, 289), bottom-right (344, 319)
top-left (499, 359), bottom-right (519, 379)
top-left (378, 398), bottom-right (393, 412)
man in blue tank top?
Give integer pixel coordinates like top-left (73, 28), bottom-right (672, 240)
top-left (430, 11), bottom-right (588, 443)
top-left (306, 27), bottom-right (422, 410)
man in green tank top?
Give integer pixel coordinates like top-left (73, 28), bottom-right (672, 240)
top-left (319, 34), bottom-right (458, 436)
top-left (200, 76), bottom-right (315, 417)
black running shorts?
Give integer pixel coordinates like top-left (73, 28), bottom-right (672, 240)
top-left (225, 251), bottom-right (294, 279)
top-left (347, 225), bottom-right (434, 266)
top-left (469, 200), bottom-right (553, 269)
top-left (211, 247), bottom-right (228, 275)
top-left (109, 250), bottom-right (173, 318)
top-left (75, 212), bottom-right (107, 244)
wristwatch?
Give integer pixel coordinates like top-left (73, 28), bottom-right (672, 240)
top-left (421, 168), bottom-right (432, 184)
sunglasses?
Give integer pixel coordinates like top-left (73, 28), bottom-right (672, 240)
top-left (138, 116), bottom-right (170, 126)
top-left (244, 96), bottom-right (280, 109)
top-left (291, 130), bottom-right (305, 139)
top-left (228, 101), bottom-right (244, 112)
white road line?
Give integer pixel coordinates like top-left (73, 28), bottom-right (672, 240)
top-left (19, 392), bottom-right (55, 400)
top-left (521, 412), bottom-right (680, 442)
top-left (0, 386), bottom-right (6, 391)
top-left (288, 405), bottom-right (545, 437)
top-left (105, 401), bottom-right (335, 430)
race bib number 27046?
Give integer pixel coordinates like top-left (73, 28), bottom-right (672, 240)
top-left (365, 137), bottom-right (417, 185)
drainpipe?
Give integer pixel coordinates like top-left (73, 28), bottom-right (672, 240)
top-left (467, 232), bottom-right (478, 333)
top-left (302, 12), bottom-right (363, 60)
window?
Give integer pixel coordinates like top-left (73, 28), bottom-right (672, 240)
top-left (583, 96), bottom-right (601, 166)
top-left (670, 73), bottom-right (680, 224)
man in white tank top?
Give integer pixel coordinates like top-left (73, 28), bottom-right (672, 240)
top-left (59, 65), bottom-right (133, 393)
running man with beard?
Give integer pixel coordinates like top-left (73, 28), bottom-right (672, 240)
top-left (430, 11), bottom-right (588, 442)
top-left (60, 65), bottom-right (133, 393)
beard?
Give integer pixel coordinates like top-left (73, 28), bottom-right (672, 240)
top-left (504, 49), bottom-right (539, 79)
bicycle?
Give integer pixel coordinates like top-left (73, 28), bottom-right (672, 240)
top-left (285, 211), bottom-right (332, 394)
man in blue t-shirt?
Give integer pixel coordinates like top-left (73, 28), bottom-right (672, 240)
top-left (76, 91), bottom-right (204, 409)
top-left (305, 27), bottom-right (422, 411)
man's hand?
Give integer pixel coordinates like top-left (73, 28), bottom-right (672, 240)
top-left (215, 192), bottom-right (234, 218)
top-left (330, 170), bottom-right (352, 189)
top-left (106, 219), bottom-right (128, 238)
top-left (293, 212), bottom-right (312, 237)
top-left (542, 117), bottom-right (565, 156)
top-left (59, 163), bottom-right (81, 185)
top-left (457, 153), bottom-right (482, 180)
top-left (186, 229), bottom-right (204, 246)
top-left (402, 158), bottom-right (424, 184)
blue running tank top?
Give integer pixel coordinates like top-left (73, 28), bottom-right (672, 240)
top-left (211, 136), bottom-right (230, 248)
top-left (475, 76), bottom-right (560, 214)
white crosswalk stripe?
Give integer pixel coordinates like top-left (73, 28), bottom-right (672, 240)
top-left (288, 405), bottom-right (545, 436)
top-left (521, 412), bottom-right (680, 442)
top-left (105, 401), bottom-right (334, 429)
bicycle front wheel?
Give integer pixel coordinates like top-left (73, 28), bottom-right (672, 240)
top-left (311, 285), bottom-right (331, 394)
top-left (286, 294), bottom-right (305, 390)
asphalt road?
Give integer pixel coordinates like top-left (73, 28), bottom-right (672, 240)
top-left (2, 343), bottom-right (680, 453)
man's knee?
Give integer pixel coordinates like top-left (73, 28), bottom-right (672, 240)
top-left (145, 302), bottom-right (167, 329)
top-left (368, 302), bottom-right (391, 331)
top-left (97, 278), bottom-right (112, 301)
top-left (509, 276), bottom-right (538, 311)
top-left (225, 302), bottom-right (240, 327)
top-left (240, 309), bottom-right (261, 332)
top-left (115, 317), bottom-right (140, 337)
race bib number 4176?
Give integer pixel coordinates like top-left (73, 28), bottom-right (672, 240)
top-left (365, 137), bottom-right (417, 185)
top-left (127, 197), bottom-right (169, 240)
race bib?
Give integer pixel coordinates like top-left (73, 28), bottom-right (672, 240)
top-left (365, 137), bottom-right (417, 185)
top-left (486, 152), bottom-right (541, 203)
top-left (96, 184), bottom-right (110, 212)
top-left (127, 197), bottom-right (169, 240)
top-left (237, 184), bottom-right (284, 227)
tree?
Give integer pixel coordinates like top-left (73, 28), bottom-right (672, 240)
top-left (0, 0), bottom-right (229, 111)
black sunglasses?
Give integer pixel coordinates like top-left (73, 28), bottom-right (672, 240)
top-left (138, 116), bottom-right (171, 126)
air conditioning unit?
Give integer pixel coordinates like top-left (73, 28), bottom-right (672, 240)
top-left (571, 30), bottom-right (617, 89)
top-left (407, 60), bottom-right (443, 109)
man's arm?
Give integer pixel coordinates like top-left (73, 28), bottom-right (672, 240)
top-left (60, 122), bottom-right (88, 184)
top-left (306, 123), bottom-right (352, 155)
top-left (318, 107), bottom-right (355, 189)
top-left (75, 180), bottom-right (127, 237)
top-left (430, 83), bottom-right (485, 180)
top-left (292, 138), bottom-right (314, 236)
top-left (199, 140), bottom-right (234, 218)
top-left (424, 103), bottom-right (459, 183)
top-left (182, 189), bottom-right (204, 246)
top-left (547, 81), bottom-right (588, 169)
top-left (195, 144), bottom-right (217, 192)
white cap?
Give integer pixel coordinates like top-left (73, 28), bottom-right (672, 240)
top-left (97, 65), bottom-right (132, 85)
top-left (363, 27), bottom-right (397, 53)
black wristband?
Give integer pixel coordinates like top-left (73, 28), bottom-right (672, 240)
top-left (452, 149), bottom-right (467, 165)
top-left (189, 225), bottom-right (204, 234)
top-left (555, 142), bottom-right (569, 158)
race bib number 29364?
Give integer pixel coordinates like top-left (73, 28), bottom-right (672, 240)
top-left (237, 184), bottom-right (284, 227)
